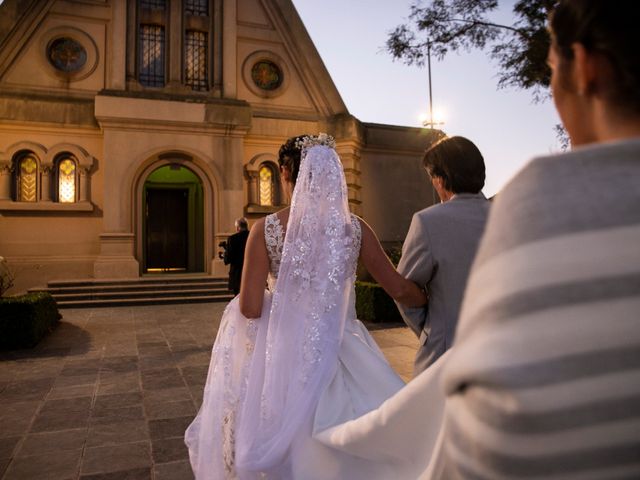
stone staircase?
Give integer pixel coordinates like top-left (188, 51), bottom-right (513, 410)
top-left (30, 276), bottom-right (234, 308)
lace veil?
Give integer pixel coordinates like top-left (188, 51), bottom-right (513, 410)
top-left (235, 141), bottom-right (358, 475)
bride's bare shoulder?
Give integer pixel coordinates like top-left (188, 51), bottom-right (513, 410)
top-left (353, 215), bottom-right (372, 234)
top-left (274, 207), bottom-right (290, 227)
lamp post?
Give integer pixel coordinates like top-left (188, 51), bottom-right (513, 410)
top-left (422, 43), bottom-right (444, 129)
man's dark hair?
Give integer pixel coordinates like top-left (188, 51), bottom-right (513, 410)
top-left (423, 136), bottom-right (486, 194)
top-left (277, 135), bottom-right (309, 185)
top-left (550, 0), bottom-right (640, 115)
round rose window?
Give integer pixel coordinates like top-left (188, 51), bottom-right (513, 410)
top-left (48, 37), bottom-right (87, 73)
top-left (251, 60), bottom-right (283, 91)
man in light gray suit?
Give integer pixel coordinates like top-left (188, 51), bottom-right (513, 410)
top-left (396, 136), bottom-right (490, 375)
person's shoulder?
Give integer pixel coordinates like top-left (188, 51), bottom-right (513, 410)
top-left (267, 207), bottom-right (290, 227)
top-left (252, 216), bottom-right (267, 233)
top-left (500, 143), bottom-right (624, 196)
top-left (413, 204), bottom-right (438, 218)
top-left (349, 214), bottom-right (368, 235)
top-left (229, 229), bottom-right (246, 240)
top-left (412, 201), bottom-right (452, 224)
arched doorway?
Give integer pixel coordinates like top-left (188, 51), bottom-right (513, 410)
top-left (143, 164), bottom-right (205, 273)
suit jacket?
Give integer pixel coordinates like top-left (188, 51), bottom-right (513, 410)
top-left (396, 193), bottom-right (490, 375)
top-left (224, 230), bottom-right (249, 293)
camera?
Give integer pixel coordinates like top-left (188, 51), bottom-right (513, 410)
top-left (218, 241), bottom-right (228, 260)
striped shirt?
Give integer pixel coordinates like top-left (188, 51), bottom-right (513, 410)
top-left (436, 138), bottom-right (640, 479)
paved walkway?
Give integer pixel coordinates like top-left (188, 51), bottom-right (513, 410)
top-left (0, 303), bottom-right (418, 480)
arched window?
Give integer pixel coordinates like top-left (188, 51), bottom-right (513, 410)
top-left (259, 164), bottom-right (275, 207)
top-left (57, 157), bottom-right (77, 203)
top-left (16, 154), bottom-right (38, 202)
top-left (258, 162), bottom-right (280, 207)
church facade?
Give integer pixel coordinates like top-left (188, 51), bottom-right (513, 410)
top-left (0, 0), bottom-right (438, 294)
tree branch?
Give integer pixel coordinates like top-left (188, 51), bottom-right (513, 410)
top-left (447, 18), bottom-right (528, 37)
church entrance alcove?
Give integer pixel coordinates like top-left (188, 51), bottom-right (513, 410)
top-left (143, 164), bottom-right (205, 273)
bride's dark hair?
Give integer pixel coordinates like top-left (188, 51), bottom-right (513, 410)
top-left (278, 135), bottom-right (308, 185)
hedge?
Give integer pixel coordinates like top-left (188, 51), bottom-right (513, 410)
top-left (355, 281), bottom-right (403, 323)
top-left (0, 292), bottom-right (61, 350)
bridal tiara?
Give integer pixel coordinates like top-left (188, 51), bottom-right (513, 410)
top-left (295, 133), bottom-right (337, 151)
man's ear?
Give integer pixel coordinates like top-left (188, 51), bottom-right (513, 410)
top-left (571, 42), bottom-right (597, 96)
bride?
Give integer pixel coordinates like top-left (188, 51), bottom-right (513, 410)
top-left (185, 134), bottom-right (445, 479)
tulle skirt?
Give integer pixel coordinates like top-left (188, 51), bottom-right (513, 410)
top-left (185, 292), bottom-right (447, 479)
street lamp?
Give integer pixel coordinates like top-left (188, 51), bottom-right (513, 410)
top-left (422, 43), bottom-right (444, 129)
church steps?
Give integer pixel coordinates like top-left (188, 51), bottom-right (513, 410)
top-left (54, 294), bottom-right (234, 309)
top-left (43, 281), bottom-right (228, 295)
top-left (51, 287), bottom-right (232, 302)
top-left (29, 276), bottom-right (234, 308)
top-left (46, 277), bottom-right (227, 288)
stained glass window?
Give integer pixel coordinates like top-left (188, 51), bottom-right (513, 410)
top-left (140, 0), bottom-right (166, 10)
top-left (185, 0), bottom-right (208, 16)
top-left (185, 30), bottom-right (208, 91)
top-left (139, 24), bottom-right (165, 87)
top-left (251, 61), bottom-right (283, 91)
top-left (18, 156), bottom-right (37, 202)
top-left (259, 165), bottom-right (274, 206)
top-left (48, 37), bottom-right (87, 72)
top-left (58, 159), bottom-right (76, 203)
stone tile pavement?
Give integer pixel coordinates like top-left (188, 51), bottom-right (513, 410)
top-left (0, 303), bottom-right (418, 480)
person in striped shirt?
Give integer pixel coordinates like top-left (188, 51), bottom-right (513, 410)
top-left (434, 0), bottom-right (640, 478)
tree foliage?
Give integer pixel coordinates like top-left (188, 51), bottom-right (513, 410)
top-left (387, 0), bottom-right (557, 101)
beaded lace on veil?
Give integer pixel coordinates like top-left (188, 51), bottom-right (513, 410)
top-left (235, 137), bottom-right (359, 475)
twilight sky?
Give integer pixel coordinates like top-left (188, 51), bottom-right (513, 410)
top-left (291, 0), bottom-right (562, 197)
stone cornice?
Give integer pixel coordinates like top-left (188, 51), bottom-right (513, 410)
top-left (0, 91), bottom-right (97, 127)
top-left (94, 93), bottom-right (252, 134)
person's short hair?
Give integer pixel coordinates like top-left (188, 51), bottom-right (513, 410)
top-left (550, 0), bottom-right (640, 115)
top-left (423, 136), bottom-right (486, 194)
top-left (235, 217), bottom-right (248, 231)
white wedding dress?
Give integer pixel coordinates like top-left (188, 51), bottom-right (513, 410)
top-left (185, 144), bottom-right (447, 480)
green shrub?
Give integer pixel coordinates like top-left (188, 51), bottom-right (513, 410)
top-left (384, 245), bottom-right (403, 268)
top-left (0, 292), bottom-right (61, 350)
top-left (355, 281), bottom-right (403, 323)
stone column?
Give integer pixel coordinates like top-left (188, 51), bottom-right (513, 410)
top-left (336, 147), bottom-right (363, 216)
top-left (168, 0), bottom-right (182, 87)
top-left (222, 0), bottom-right (237, 98)
top-left (109, 0), bottom-right (127, 90)
top-left (94, 233), bottom-right (139, 278)
top-left (246, 170), bottom-right (258, 205)
top-left (40, 165), bottom-right (53, 202)
top-left (91, 121), bottom-right (139, 279)
top-left (125, 0), bottom-right (137, 85)
top-left (0, 163), bottom-right (11, 200)
top-left (79, 167), bottom-right (90, 202)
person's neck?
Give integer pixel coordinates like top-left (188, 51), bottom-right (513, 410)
top-left (439, 190), bottom-right (454, 202)
top-left (588, 105), bottom-right (640, 145)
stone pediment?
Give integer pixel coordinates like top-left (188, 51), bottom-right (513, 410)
top-left (0, 0), bottom-right (105, 96)
top-left (235, 0), bottom-right (348, 119)
top-left (0, 0), bottom-right (348, 121)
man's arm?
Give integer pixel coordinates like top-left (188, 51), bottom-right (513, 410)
top-left (395, 213), bottom-right (435, 337)
top-left (224, 235), bottom-right (235, 265)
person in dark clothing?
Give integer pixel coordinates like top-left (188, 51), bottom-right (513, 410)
top-left (224, 217), bottom-right (250, 295)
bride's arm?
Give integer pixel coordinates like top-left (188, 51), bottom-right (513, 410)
top-left (358, 218), bottom-right (427, 307)
top-left (239, 219), bottom-right (270, 318)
